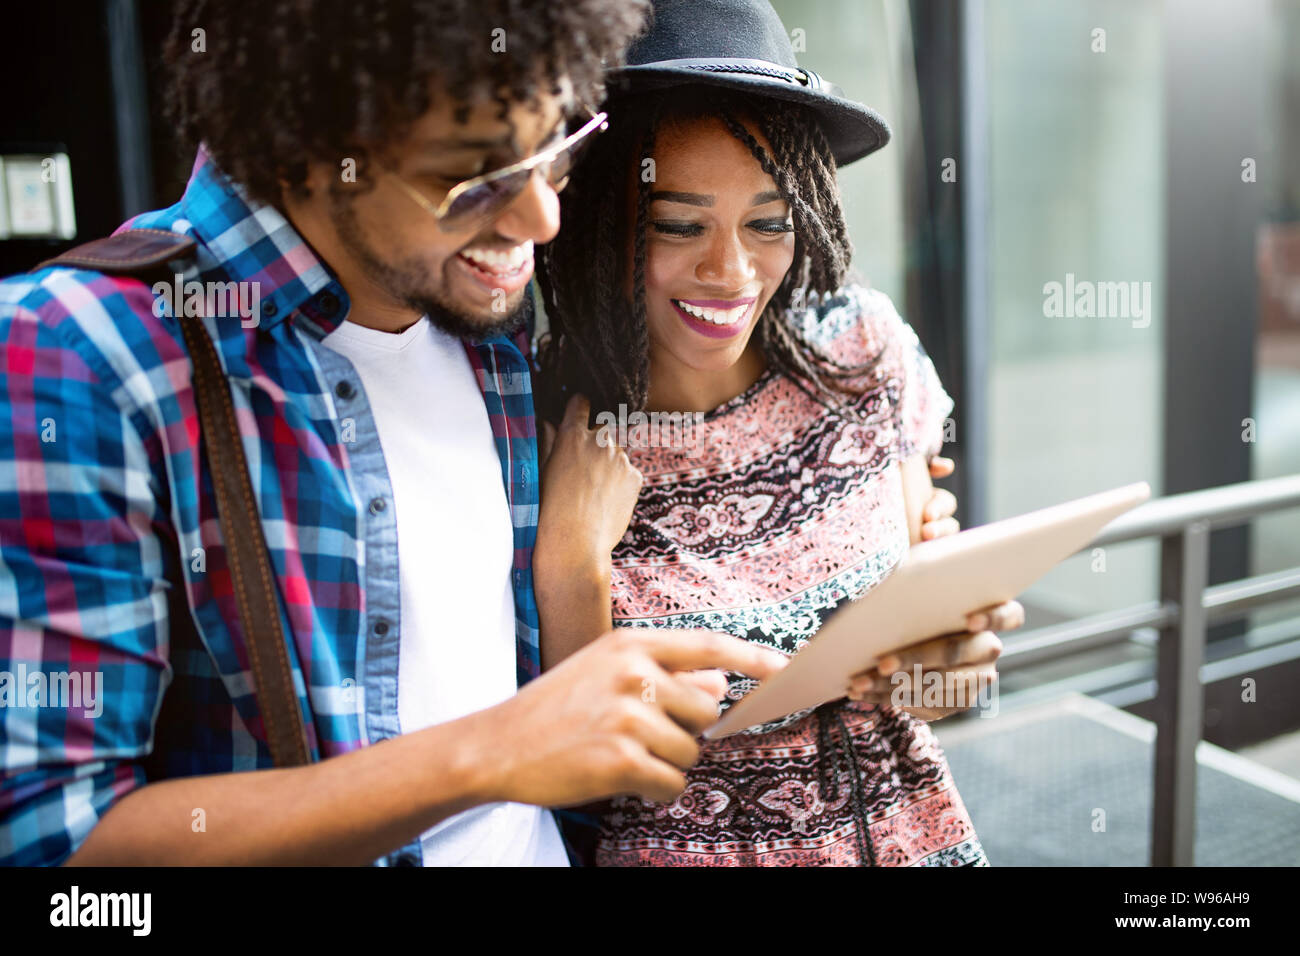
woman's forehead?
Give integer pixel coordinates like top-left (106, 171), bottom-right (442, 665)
top-left (651, 114), bottom-right (777, 188)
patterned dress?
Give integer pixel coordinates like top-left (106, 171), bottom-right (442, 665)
top-left (595, 285), bottom-right (989, 866)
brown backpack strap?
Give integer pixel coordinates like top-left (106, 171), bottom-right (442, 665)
top-left (36, 229), bottom-right (197, 274)
top-left (178, 316), bottom-right (311, 767)
top-left (39, 230), bottom-right (312, 767)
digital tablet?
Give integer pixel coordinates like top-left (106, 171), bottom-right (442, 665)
top-left (704, 481), bottom-right (1152, 737)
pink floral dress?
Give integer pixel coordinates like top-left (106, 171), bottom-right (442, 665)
top-left (595, 285), bottom-right (988, 866)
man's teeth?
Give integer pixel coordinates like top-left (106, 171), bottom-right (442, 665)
top-left (675, 300), bottom-right (749, 325)
top-left (460, 241), bottom-right (534, 274)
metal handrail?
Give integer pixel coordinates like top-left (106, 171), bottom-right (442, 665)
top-left (997, 473), bottom-right (1300, 866)
top-left (1093, 474), bottom-right (1300, 544)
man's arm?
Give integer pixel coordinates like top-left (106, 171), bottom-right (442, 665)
top-left (67, 711), bottom-right (493, 865)
top-left (68, 626), bottom-right (786, 865)
top-left (1, 297), bottom-right (185, 864)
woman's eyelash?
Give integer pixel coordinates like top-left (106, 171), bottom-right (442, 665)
top-left (651, 221), bottom-right (703, 237)
top-left (650, 220), bottom-right (794, 237)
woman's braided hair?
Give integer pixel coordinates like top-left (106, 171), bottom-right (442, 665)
top-left (535, 84), bottom-right (883, 426)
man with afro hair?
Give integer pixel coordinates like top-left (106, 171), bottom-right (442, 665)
top-left (0, 0), bottom-right (784, 866)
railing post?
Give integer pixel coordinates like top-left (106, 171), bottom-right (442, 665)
top-left (1152, 520), bottom-right (1210, 866)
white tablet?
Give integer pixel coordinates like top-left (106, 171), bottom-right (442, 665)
top-left (704, 481), bottom-right (1151, 737)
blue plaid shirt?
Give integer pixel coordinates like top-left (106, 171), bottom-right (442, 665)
top-left (0, 148), bottom-right (542, 866)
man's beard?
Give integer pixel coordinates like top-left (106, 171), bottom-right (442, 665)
top-left (330, 194), bottom-right (531, 344)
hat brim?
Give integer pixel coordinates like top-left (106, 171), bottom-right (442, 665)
top-left (607, 65), bottom-right (891, 166)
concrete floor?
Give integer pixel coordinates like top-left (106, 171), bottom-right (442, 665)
top-left (935, 693), bottom-right (1300, 865)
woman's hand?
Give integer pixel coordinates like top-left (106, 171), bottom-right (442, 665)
top-left (920, 455), bottom-right (959, 541)
top-left (534, 394), bottom-right (644, 669)
top-left (536, 393), bottom-right (644, 568)
top-left (845, 599), bottom-right (1025, 721)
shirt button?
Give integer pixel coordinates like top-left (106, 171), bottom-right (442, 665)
top-left (374, 619), bottom-right (390, 636)
top-left (335, 380), bottom-right (355, 400)
top-left (318, 291), bottom-right (340, 316)
top-left (262, 299), bottom-right (278, 319)
top-left (369, 497), bottom-right (386, 515)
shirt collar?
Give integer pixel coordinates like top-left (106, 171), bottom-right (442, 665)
top-left (178, 146), bottom-right (350, 336)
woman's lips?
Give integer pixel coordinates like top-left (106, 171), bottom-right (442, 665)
top-left (670, 297), bottom-right (755, 339)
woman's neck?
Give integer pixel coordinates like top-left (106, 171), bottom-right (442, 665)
top-left (645, 339), bottom-right (769, 415)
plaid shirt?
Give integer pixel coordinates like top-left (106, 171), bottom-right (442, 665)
top-left (0, 149), bottom-right (542, 866)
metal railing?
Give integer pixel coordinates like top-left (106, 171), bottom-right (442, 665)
top-left (995, 473), bottom-right (1300, 866)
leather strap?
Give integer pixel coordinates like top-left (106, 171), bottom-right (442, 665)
top-left (36, 229), bottom-right (197, 273)
top-left (39, 231), bottom-right (312, 768)
top-left (176, 314), bottom-right (312, 767)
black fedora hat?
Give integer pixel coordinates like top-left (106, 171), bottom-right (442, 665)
top-left (608, 0), bottom-right (891, 166)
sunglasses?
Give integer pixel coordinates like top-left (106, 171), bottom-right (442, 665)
top-left (385, 109), bottom-right (609, 232)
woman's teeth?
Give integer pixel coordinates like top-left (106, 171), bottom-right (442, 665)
top-left (673, 300), bottom-right (749, 325)
top-left (459, 241), bottom-right (534, 276)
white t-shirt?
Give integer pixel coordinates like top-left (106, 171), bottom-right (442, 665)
top-left (322, 315), bottom-right (567, 867)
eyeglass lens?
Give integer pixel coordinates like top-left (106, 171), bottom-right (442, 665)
top-left (439, 119), bottom-right (602, 229)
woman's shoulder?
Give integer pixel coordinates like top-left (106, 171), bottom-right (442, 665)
top-left (795, 282), bottom-right (915, 375)
top-left (794, 281), bottom-right (954, 461)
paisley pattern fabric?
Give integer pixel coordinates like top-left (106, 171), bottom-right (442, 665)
top-left (596, 285), bottom-right (988, 866)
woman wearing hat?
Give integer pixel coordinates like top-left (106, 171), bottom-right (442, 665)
top-left (531, 0), bottom-right (1024, 866)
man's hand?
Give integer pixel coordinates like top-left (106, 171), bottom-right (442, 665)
top-left (846, 599), bottom-right (1024, 721)
top-left (474, 628), bottom-right (785, 806)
